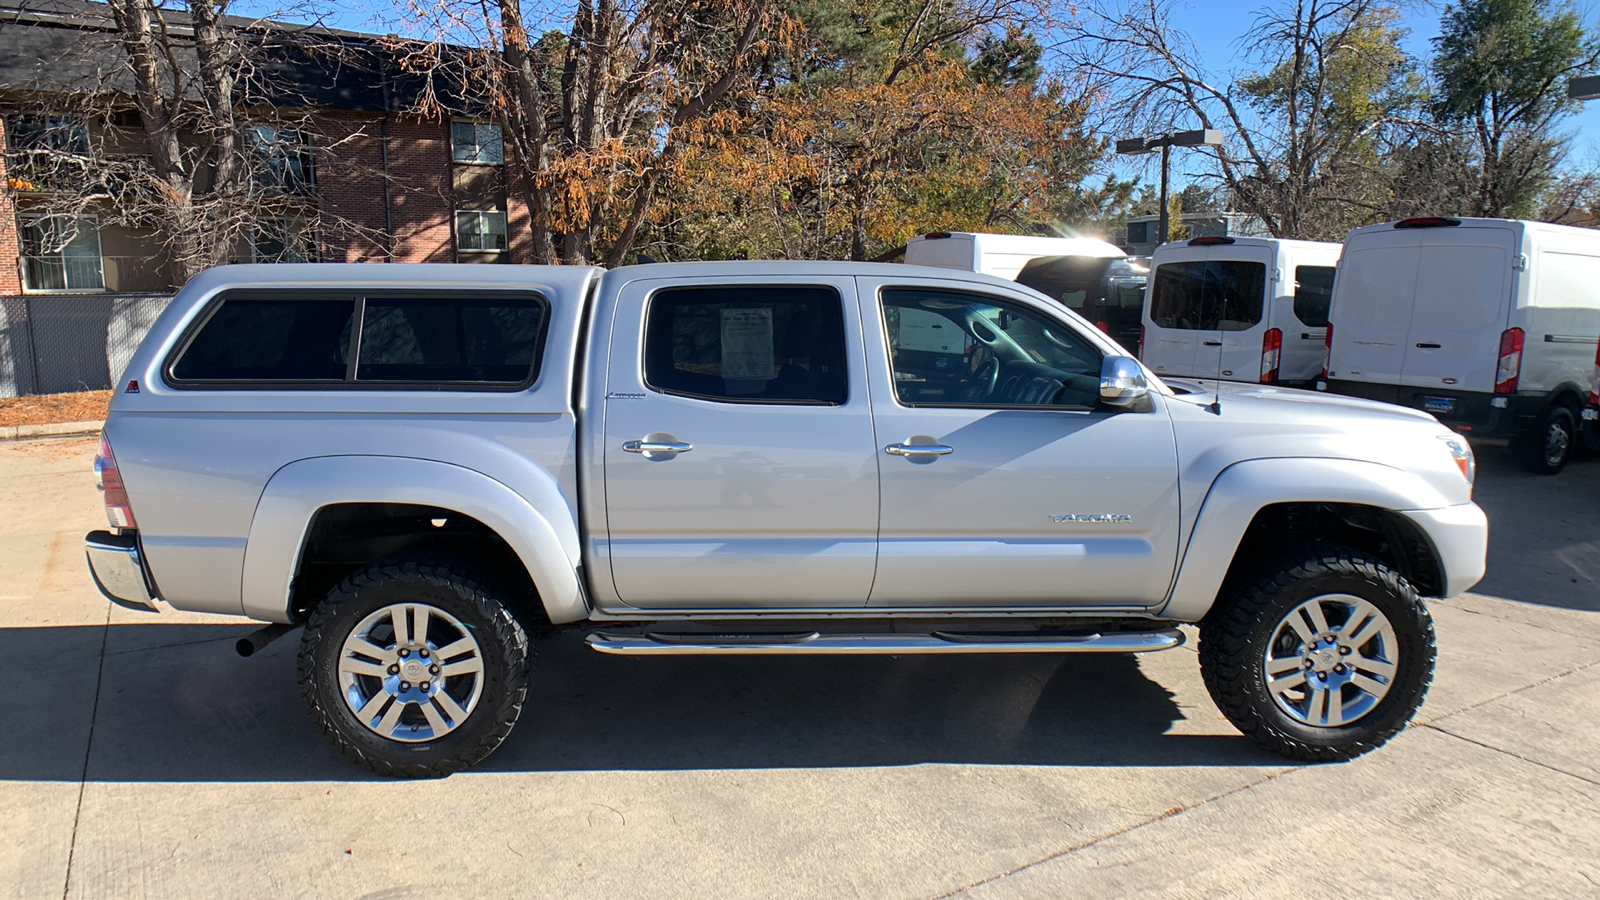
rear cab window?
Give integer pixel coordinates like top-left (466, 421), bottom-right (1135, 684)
top-left (1149, 260), bottom-right (1267, 331)
top-left (643, 286), bottom-right (848, 405)
top-left (166, 293), bottom-right (549, 389)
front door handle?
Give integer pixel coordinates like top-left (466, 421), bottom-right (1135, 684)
top-left (623, 440), bottom-right (693, 454)
top-left (884, 443), bottom-right (954, 457)
top-left (1202, 340), bottom-right (1222, 347)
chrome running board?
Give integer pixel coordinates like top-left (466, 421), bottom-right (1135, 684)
top-left (585, 629), bottom-right (1184, 656)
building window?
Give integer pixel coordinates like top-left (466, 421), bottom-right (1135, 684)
top-left (1126, 221), bottom-right (1151, 245)
top-left (6, 115), bottom-right (90, 192)
top-left (455, 210), bottom-right (507, 252)
top-left (245, 125), bottom-right (313, 192)
top-left (19, 214), bottom-right (104, 292)
top-left (252, 218), bottom-right (317, 263)
top-left (451, 122), bottom-right (504, 165)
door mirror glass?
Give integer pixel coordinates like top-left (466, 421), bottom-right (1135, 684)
top-left (1100, 356), bottom-right (1150, 408)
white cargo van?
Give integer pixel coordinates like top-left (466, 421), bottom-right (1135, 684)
top-left (904, 231), bottom-right (1126, 280)
top-left (1324, 216), bottom-right (1600, 473)
top-left (1142, 236), bottom-right (1340, 385)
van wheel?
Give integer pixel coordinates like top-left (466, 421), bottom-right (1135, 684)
top-left (1199, 544), bottom-right (1435, 762)
top-left (1514, 405), bottom-right (1576, 475)
top-left (299, 556), bottom-right (531, 777)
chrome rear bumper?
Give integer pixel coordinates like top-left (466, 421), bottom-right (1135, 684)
top-left (85, 530), bottom-right (159, 613)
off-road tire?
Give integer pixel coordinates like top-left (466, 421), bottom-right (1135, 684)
top-left (300, 555), bottom-right (531, 777)
top-left (1513, 405), bottom-right (1577, 475)
top-left (1198, 544), bottom-right (1435, 762)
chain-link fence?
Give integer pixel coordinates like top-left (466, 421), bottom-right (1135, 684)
top-left (0, 293), bottom-right (173, 397)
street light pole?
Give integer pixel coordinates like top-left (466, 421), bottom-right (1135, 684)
top-left (1158, 142), bottom-right (1172, 246)
top-left (1115, 128), bottom-right (1224, 247)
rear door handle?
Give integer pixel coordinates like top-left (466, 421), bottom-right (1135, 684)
top-left (1202, 340), bottom-right (1222, 346)
top-left (1415, 342), bottom-right (1441, 349)
top-left (623, 440), bottom-right (693, 454)
top-left (884, 443), bottom-right (954, 457)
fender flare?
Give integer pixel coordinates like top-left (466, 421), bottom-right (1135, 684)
top-left (1157, 457), bottom-right (1455, 622)
top-left (240, 455), bottom-right (585, 624)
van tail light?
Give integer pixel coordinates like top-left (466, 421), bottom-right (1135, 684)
top-left (1320, 324), bottom-right (1333, 380)
top-left (1589, 339), bottom-right (1600, 408)
top-left (1495, 328), bottom-right (1524, 395)
top-left (93, 435), bottom-right (137, 530)
top-left (1259, 328), bottom-right (1282, 383)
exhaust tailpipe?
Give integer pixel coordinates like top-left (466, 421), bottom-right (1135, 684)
top-left (236, 623), bottom-right (298, 658)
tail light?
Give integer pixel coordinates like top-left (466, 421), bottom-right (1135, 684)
top-left (1320, 324), bottom-right (1333, 380)
top-left (93, 435), bottom-right (137, 530)
top-left (1589, 339), bottom-right (1599, 408)
top-left (1495, 328), bottom-right (1524, 395)
top-left (1095, 320), bottom-right (1110, 334)
top-left (1260, 328), bottom-right (1282, 383)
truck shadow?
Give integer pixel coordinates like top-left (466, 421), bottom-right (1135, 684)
top-left (3, 623), bottom-right (1276, 783)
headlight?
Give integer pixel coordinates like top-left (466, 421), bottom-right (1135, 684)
top-left (1439, 433), bottom-right (1474, 484)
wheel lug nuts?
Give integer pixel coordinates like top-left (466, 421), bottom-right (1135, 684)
top-left (1317, 672), bottom-right (1326, 680)
top-left (430, 664), bottom-right (440, 675)
top-left (388, 664), bottom-right (399, 674)
top-left (1304, 659), bottom-right (1314, 669)
top-left (421, 682), bottom-right (431, 691)
top-left (400, 681), bottom-right (411, 690)
top-left (1335, 664), bottom-right (1346, 674)
top-left (399, 649), bottom-right (410, 658)
top-left (419, 649), bottom-right (429, 658)
top-left (1339, 646), bottom-right (1352, 655)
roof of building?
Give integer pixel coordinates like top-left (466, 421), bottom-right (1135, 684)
top-left (0, 0), bottom-right (473, 113)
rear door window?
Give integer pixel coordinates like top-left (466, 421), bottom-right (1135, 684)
top-left (1293, 265), bottom-right (1336, 327)
top-left (1149, 260), bottom-right (1266, 331)
top-left (644, 286), bottom-right (848, 405)
top-left (170, 298), bottom-right (354, 382)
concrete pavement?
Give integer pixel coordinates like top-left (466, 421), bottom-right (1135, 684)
top-left (2, 437), bottom-right (1596, 899)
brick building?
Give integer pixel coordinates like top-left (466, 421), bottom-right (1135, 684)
top-left (0, 0), bottom-right (539, 297)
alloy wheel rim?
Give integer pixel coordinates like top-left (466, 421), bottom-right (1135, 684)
top-left (1546, 422), bottom-right (1570, 467)
top-left (337, 603), bottom-right (485, 743)
top-left (1262, 593), bottom-right (1399, 728)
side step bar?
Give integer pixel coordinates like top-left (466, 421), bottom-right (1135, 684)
top-left (586, 629), bottom-right (1184, 656)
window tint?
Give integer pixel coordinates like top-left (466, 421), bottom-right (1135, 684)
top-left (357, 297), bottom-right (546, 384)
top-left (644, 286), bottom-right (847, 405)
top-left (1293, 265), bottom-right (1335, 327)
top-left (1148, 260), bottom-right (1266, 331)
top-left (172, 299), bottom-right (353, 382)
top-left (883, 288), bottom-right (1102, 408)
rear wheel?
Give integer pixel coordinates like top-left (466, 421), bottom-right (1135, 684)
top-left (1199, 544), bottom-right (1435, 762)
top-left (1513, 405), bottom-right (1576, 475)
top-left (299, 556), bottom-right (530, 777)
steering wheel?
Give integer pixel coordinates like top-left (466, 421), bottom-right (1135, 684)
top-left (964, 352), bottom-right (1001, 402)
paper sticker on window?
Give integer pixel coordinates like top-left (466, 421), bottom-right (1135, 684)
top-left (720, 307), bottom-right (775, 380)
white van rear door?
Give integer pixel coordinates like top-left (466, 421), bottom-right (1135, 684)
top-left (1330, 237), bottom-right (1422, 384)
top-left (1144, 246), bottom-right (1272, 380)
top-left (1400, 229), bottom-right (1515, 392)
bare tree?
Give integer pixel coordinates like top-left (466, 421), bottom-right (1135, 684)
top-left (1063, 0), bottom-right (1423, 240)
top-left (5, 0), bottom-right (384, 287)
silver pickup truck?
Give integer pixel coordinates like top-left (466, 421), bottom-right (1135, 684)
top-left (84, 261), bottom-right (1487, 776)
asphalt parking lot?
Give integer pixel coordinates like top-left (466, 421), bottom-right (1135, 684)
top-left (2, 435), bottom-right (1597, 899)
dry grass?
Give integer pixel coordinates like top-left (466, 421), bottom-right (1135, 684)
top-left (0, 390), bottom-right (112, 428)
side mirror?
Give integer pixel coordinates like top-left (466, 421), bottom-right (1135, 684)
top-left (1100, 356), bottom-right (1151, 408)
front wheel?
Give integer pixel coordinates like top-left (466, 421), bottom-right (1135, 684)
top-left (299, 556), bottom-right (531, 777)
top-left (1199, 544), bottom-right (1435, 762)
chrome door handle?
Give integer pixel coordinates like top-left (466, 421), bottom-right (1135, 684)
top-left (623, 440), bottom-right (693, 454)
top-left (884, 443), bottom-right (954, 457)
